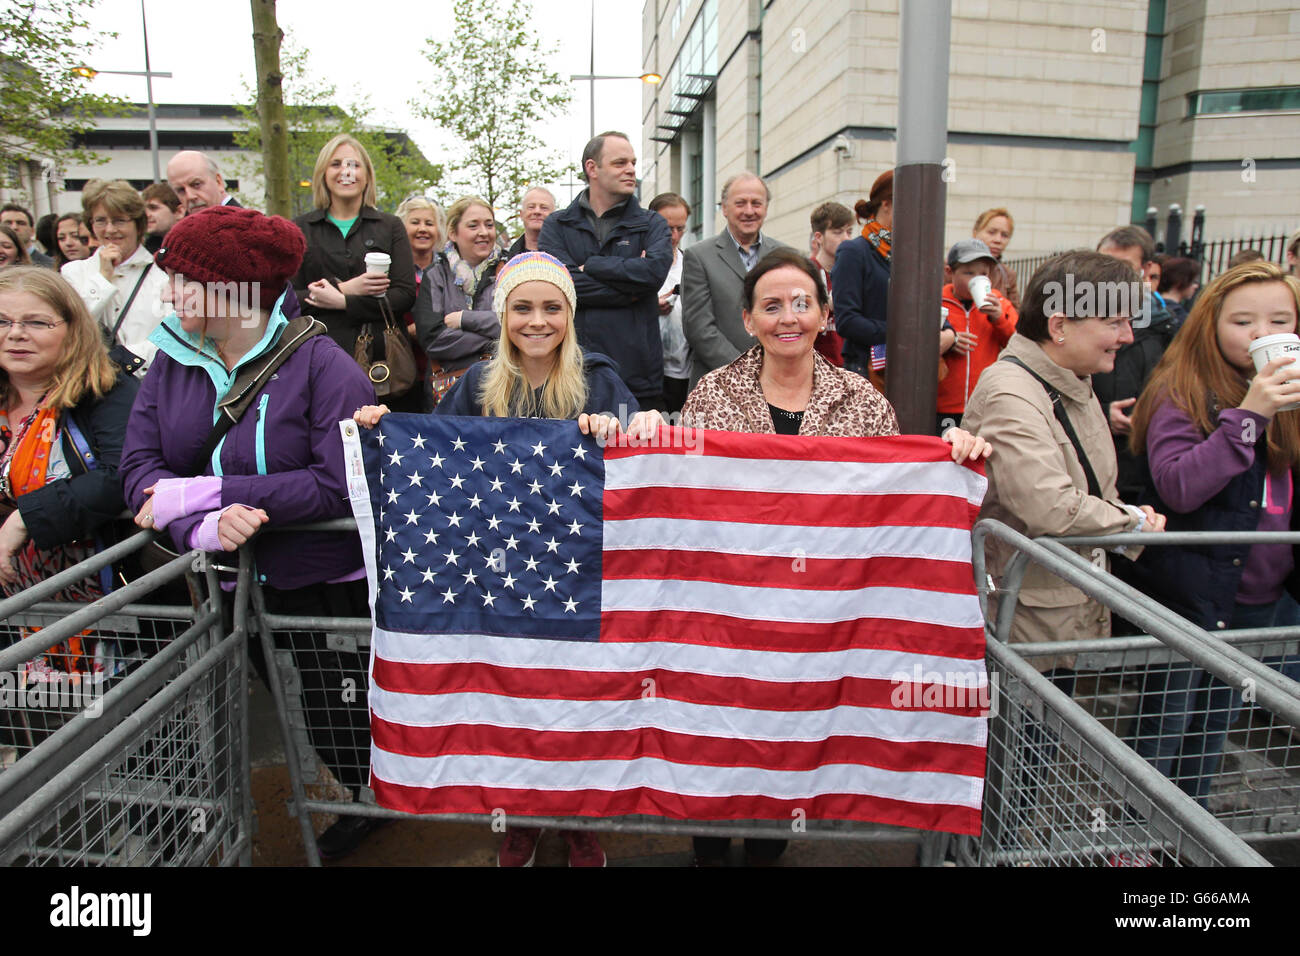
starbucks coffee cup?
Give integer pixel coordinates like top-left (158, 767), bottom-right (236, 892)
top-left (968, 275), bottom-right (991, 308)
top-left (364, 252), bottom-right (391, 275)
top-left (1249, 333), bottom-right (1300, 411)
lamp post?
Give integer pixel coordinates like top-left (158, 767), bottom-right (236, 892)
top-left (74, 1), bottom-right (171, 182)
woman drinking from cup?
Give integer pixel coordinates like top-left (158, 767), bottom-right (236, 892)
top-left (1124, 261), bottom-right (1300, 804)
top-left (973, 207), bottom-right (1019, 310)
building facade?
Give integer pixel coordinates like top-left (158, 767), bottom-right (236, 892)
top-left (640, 0), bottom-right (1299, 259)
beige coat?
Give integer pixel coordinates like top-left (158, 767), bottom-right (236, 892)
top-left (961, 333), bottom-right (1140, 669)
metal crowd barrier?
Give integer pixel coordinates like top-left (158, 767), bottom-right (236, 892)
top-left (0, 533), bottom-right (252, 866)
top-left (971, 519), bottom-right (1300, 857)
top-left (253, 520), bottom-right (947, 867)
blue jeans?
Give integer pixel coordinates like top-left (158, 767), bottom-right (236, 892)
top-left (1134, 592), bottom-right (1300, 806)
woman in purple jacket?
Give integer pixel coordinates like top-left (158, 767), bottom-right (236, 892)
top-left (119, 205), bottom-right (381, 859)
top-left (1127, 261), bottom-right (1300, 805)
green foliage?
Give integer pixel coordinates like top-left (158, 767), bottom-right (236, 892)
top-left (0, 0), bottom-right (128, 184)
top-left (412, 0), bottom-right (571, 226)
top-left (234, 35), bottom-right (442, 216)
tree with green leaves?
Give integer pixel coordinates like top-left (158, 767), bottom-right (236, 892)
top-left (412, 0), bottom-right (571, 223)
top-left (0, 0), bottom-right (126, 184)
top-left (234, 33), bottom-right (442, 216)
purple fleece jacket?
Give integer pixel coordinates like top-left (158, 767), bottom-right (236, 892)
top-left (120, 333), bottom-right (376, 589)
top-left (1145, 400), bottom-right (1293, 603)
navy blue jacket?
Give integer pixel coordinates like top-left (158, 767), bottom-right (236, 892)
top-left (17, 372), bottom-right (139, 551)
top-left (830, 235), bottom-right (890, 370)
top-left (1124, 440), bottom-right (1300, 631)
top-left (435, 352), bottom-right (639, 420)
top-left (538, 192), bottom-right (672, 400)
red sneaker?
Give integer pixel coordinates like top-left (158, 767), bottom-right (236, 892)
top-left (497, 826), bottom-right (542, 867)
top-left (561, 829), bottom-right (606, 867)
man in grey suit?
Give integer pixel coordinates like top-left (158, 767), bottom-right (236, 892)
top-left (681, 171), bottom-right (788, 386)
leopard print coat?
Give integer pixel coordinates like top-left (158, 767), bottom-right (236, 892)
top-left (680, 345), bottom-right (899, 437)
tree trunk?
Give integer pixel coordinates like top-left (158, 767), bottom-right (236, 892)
top-left (250, 0), bottom-right (290, 217)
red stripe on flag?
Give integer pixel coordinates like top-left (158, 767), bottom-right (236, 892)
top-left (599, 608), bottom-right (985, 659)
top-left (601, 548), bottom-right (978, 594)
top-left (602, 486), bottom-right (973, 528)
top-left (603, 428), bottom-right (984, 473)
top-left (369, 779), bottom-right (982, 835)
top-left (370, 718), bottom-right (988, 777)
top-left (372, 658), bottom-right (989, 718)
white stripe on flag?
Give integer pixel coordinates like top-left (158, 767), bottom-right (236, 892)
top-left (603, 518), bottom-right (976, 562)
top-left (369, 686), bottom-right (987, 748)
top-left (372, 749), bottom-right (985, 809)
top-left (606, 453), bottom-right (987, 505)
top-left (602, 578), bottom-right (983, 628)
top-left (376, 629), bottom-right (986, 687)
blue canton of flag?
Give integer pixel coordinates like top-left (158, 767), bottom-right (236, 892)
top-left (347, 414), bottom-right (606, 641)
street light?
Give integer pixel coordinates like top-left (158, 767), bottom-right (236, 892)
top-left (569, 73), bottom-right (663, 140)
top-left (74, 1), bottom-right (170, 182)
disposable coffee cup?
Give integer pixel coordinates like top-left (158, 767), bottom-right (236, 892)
top-left (968, 275), bottom-right (991, 308)
top-left (1249, 333), bottom-right (1300, 411)
top-left (364, 252), bottom-right (391, 276)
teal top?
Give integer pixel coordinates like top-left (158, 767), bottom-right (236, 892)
top-left (327, 215), bottom-right (357, 238)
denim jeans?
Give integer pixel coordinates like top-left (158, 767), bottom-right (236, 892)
top-left (1134, 591), bottom-right (1300, 806)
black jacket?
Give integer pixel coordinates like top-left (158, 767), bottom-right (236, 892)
top-left (1092, 300), bottom-right (1177, 501)
top-left (1125, 440), bottom-right (1300, 631)
top-left (291, 206), bottom-right (417, 356)
top-left (15, 371), bottom-right (139, 551)
top-left (538, 192), bottom-right (672, 399)
top-left (830, 235), bottom-right (891, 371)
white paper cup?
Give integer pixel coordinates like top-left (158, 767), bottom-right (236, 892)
top-left (364, 252), bottom-right (391, 276)
top-left (968, 275), bottom-right (991, 308)
top-left (1249, 333), bottom-right (1300, 411)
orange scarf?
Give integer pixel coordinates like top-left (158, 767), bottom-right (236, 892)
top-left (6, 404), bottom-right (59, 496)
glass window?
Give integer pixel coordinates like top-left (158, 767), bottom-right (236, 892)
top-left (1189, 86), bottom-right (1300, 116)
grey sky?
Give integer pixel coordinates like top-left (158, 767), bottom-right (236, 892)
top-left (80, 0), bottom-right (647, 206)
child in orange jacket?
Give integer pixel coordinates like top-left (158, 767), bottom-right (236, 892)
top-left (938, 238), bottom-right (1018, 434)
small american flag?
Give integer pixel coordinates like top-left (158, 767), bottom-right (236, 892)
top-left (340, 415), bottom-right (989, 834)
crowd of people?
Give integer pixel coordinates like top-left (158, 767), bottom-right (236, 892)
top-left (2, 127), bottom-right (1300, 866)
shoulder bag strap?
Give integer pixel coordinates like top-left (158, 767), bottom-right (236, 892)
top-left (1001, 355), bottom-right (1102, 499)
top-left (110, 262), bottom-right (154, 342)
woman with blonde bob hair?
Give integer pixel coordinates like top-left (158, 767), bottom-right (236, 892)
top-left (972, 206), bottom-right (1019, 309)
top-left (0, 266), bottom-right (138, 611)
top-left (292, 133), bottom-right (416, 379)
top-left (1124, 261), bottom-right (1300, 804)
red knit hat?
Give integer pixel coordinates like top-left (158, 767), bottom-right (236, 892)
top-left (157, 205), bottom-right (305, 307)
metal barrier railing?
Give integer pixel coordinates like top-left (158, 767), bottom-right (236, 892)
top-left (960, 636), bottom-right (1268, 866)
top-left (973, 520), bottom-right (1300, 845)
top-left (0, 533), bottom-right (251, 866)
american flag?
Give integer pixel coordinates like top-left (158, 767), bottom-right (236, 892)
top-left (340, 415), bottom-right (989, 835)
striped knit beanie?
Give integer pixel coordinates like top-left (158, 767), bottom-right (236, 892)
top-left (492, 251), bottom-right (577, 318)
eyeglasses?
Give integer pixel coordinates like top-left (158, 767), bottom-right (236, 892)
top-left (0, 318), bottom-right (66, 333)
top-left (91, 217), bottom-right (133, 230)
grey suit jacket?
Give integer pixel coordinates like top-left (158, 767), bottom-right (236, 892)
top-left (681, 229), bottom-right (790, 387)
